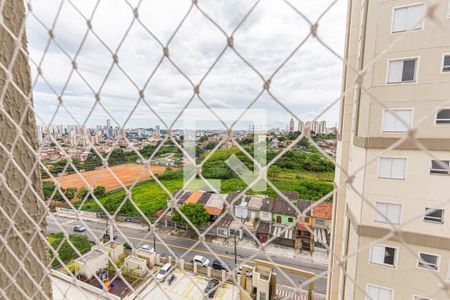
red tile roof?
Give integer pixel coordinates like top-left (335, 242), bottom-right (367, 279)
top-left (312, 202), bottom-right (333, 220)
top-left (184, 191), bottom-right (203, 204)
top-left (205, 206), bottom-right (223, 216)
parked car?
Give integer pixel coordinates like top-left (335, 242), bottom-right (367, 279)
top-left (204, 279), bottom-right (220, 298)
top-left (73, 225), bottom-right (86, 232)
top-left (139, 244), bottom-right (154, 252)
top-left (211, 259), bottom-right (228, 271)
top-left (156, 263), bottom-right (173, 282)
top-left (193, 255), bottom-right (210, 267)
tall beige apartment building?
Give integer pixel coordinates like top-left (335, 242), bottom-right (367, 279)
top-left (329, 1), bottom-right (450, 299)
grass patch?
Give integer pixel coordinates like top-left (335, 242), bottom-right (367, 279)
top-left (48, 232), bottom-right (93, 268)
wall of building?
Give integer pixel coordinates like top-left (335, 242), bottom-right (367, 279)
top-left (272, 213), bottom-right (296, 226)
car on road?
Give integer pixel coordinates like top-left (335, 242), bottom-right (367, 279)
top-left (193, 255), bottom-right (210, 267)
top-left (139, 244), bottom-right (154, 252)
top-left (204, 279), bottom-right (220, 298)
top-left (156, 263), bottom-right (173, 282)
top-left (211, 259), bottom-right (228, 271)
top-left (73, 225), bottom-right (86, 232)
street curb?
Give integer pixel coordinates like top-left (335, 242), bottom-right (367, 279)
top-left (53, 213), bottom-right (329, 266)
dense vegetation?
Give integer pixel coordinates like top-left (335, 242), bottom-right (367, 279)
top-left (172, 203), bottom-right (210, 227)
top-left (75, 145), bottom-right (334, 216)
top-left (42, 181), bottom-right (106, 201)
top-left (48, 232), bottom-right (93, 268)
top-left (42, 143), bottom-right (182, 179)
top-left (201, 146), bottom-right (334, 179)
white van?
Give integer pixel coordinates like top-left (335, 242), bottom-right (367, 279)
top-left (193, 255), bottom-right (210, 267)
top-left (156, 263), bottom-right (173, 282)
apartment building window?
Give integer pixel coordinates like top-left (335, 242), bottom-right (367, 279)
top-left (418, 252), bottom-right (439, 270)
top-left (387, 58), bottom-right (418, 83)
top-left (430, 160), bottom-right (450, 175)
top-left (436, 108), bottom-right (450, 124)
top-left (424, 208), bottom-right (444, 223)
top-left (366, 284), bottom-right (393, 300)
top-left (370, 245), bottom-right (397, 267)
top-left (378, 157), bottom-right (407, 179)
top-left (374, 202), bottom-right (401, 224)
top-left (383, 109), bottom-right (412, 132)
top-left (392, 4), bottom-right (424, 32)
top-left (442, 55), bottom-right (450, 72)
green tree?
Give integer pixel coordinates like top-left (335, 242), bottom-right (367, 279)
top-left (94, 186), bottom-right (106, 198)
top-left (77, 187), bottom-right (89, 199)
top-left (64, 187), bottom-right (78, 200)
top-left (48, 233), bottom-right (93, 267)
top-left (172, 203), bottom-right (210, 227)
top-left (42, 181), bottom-right (65, 201)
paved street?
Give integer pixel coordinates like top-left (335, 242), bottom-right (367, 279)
top-left (47, 216), bottom-right (328, 294)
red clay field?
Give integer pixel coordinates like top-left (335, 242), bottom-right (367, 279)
top-left (55, 163), bottom-right (166, 191)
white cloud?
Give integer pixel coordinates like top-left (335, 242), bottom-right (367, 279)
top-left (27, 0), bottom-right (347, 129)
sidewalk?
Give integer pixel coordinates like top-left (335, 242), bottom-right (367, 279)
top-left (210, 237), bottom-right (329, 265)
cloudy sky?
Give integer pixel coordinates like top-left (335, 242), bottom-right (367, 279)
top-left (27, 0), bottom-right (347, 130)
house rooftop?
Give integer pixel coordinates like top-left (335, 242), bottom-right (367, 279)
top-left (312, 202), bottom-right (333, 219)
top-left (198, 192), bottom-right (213, 205)
top-left (205, 194), bottom-right (225, 216)
top-left (260, 198), bottom-right (275, 212)
top-left (175, 191), bottom-right (192, 205)
top-left (256, 222), bottom-right (271, 234)
top-left (297, 200), bottom-right (314, 216)
top-left (104, 241), bottom-right (121, 249)
top-left (217, 214), bottom-right (234, 228)
top-left (272, 199), bottom-right (298, 216)
top-left (75, 249), bottom-right (103, 263)
top-left (184, 191), bottom-right (203, 204)
top-left (247, 195), bottom-right (264, 210)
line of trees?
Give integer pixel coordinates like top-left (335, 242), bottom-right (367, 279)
top-left (42, 181), bottom-right (106, 201)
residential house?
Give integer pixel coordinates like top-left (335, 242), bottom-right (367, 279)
top-left (255, 198), bottom-right (275, 243)
top-left (204, 194), bottom-right (225, 219)
top-left (312, 201), bottom-right (332, 230)
top-left (259, 197), bottom-right (275, 223)
top-left (272, 199), bottom-right (298, 226)
top-left (247, 195), bottom-right (264, 220)
top-left (296, 200), bottom-right (314, 251)
top-left (226, 193), bottom-right (249, 221)
top-left (311, 201), bottom-right (332, 251)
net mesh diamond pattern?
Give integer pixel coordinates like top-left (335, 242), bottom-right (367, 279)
top-left (0, 0), bottom-right (449, 299)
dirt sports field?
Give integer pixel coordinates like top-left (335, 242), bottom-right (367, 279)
top-left (55, 163), bottom-right (166, 191)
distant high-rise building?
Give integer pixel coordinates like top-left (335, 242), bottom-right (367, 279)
top-left (288, 118), bottom-right (295, 133)
top-left (298, 120), bottom-right (304, 134)
top-left (310, 120), bottom-right (319, 133)
top-left (155, 125), bottom-right (161, 137)
top-left (318, 120), bottom-right (326, 134)
top-left (106, 119), bottom-right (113, 138)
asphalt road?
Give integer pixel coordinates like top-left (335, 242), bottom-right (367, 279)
top-left (47, 216), bottom-right (328, 294)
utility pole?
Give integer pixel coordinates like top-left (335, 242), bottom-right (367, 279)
top-left (230, 228), bottom-right (238, 267)
top-left (153, 228), bottom-right (156, 251)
